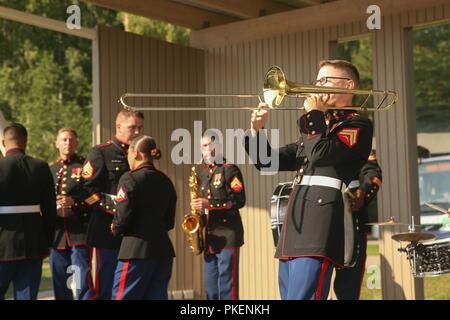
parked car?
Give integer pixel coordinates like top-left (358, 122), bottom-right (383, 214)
top-left (419, 155), bottom-right (450, 233)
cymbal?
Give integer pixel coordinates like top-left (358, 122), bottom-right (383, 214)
top-left (366, 221), bottom-right (404, 226)
top-left (391, 232), bottom-right (436, 242)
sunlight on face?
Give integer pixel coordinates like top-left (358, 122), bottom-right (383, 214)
top-left (316, 65), bottom-right (354, 107)
top-left (56, 131), bottom-right (78, 158)
top-left (117, 116), bottom-right (143, 144)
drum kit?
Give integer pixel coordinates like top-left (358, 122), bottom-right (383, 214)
top-left (271, 183), bottom-right (450, 277)
top-left (368, 214), bottom-right (450, 278)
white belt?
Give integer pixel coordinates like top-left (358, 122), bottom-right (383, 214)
top-left (0, 205), bottom-right (41, 214)
top-left (348, 180), bottom-right (360, 189)
top-left (300, 175), bottom-right (345, 191)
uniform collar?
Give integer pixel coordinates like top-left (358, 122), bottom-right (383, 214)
top-left (326, 109), bottom-right (358, 120)
top-left (5, 148), bottom-right (25, 157)
top-left (113, 138), bottom-right (129, 151)
top-left (203, 159), bottom-right (227, 169)
top-left (58, 153), bottom-right (80, 164)
top-left (130, 162), bottom-right (155, 173)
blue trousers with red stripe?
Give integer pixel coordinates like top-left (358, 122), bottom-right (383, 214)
top-left (278, 256), bottom-right (334, 300)
top-left (334, 233), bottom-right (368, 300)
top-left (91, 248), bottom-right (118, 300)
top-left (0, 258), bottom-right (43, 300)
top-left (49, 246), bottom-right (94, 300)
top-left (204, 248), bottom-right (240, 300)
top-left (112, 258), bottom-right (173, 300)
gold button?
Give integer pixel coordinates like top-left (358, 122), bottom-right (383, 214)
top-left (62, 184), bottom-right (67, 188)
top-left (63, 178), bottom-right (67, 181)
top-left (61, 191), bottom-right (66, 195)
top-left (318, 199), bottom-right (323, 204)
top-left (115, 167), bottom-right (120, 171)
top-left (113, 209), bottom-right (116, 212)
top-left (307, 114), bottom-right (311, 118)
top-left (207, 196), bottom-right (211, 199)
top-left (311, 131), bottom-right (316, 135)
top-left (299, 168), bottom-right (304, 173)
top-left (106, 205), bottom-right (110, 209)
top-left (304, 158), bottom-right (308, 163)
top-left (201, 187), bottom-right (205, 190)
top-left (216, 204), bottom-right (220, 207)
top-left (223, 203), bottom-right (227, 207)
top-left (309, 122), bottom-right (313, 126)
top-left (210, 204), bottom-right (213, 208)
top-left (100, 202), bottom-right (103, 206)
top-left (63, 165), bottom-right (67, 169)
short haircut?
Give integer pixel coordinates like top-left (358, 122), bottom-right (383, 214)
top-left (116, 109), bottom-right (144, 121)
top-left (130, 135), bottom-right (161, 160)
top-left (56, 127), bottom-right (78, 139)
top-left (3, 123), bottom-right (28, 144)
top-left (318, 59), bottom-right (360, 87)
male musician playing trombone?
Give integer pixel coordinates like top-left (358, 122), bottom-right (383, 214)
top-left (245, 60), bottom-right (373, 300)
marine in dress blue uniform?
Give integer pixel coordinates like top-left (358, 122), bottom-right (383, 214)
top-left (334, 151), bottom-right (382, 299)
top-left (49, 128), bottom-right (93, 300)
top-left (192, 134), bottom-right (246, 300)
top-left (245, 60), bottom-right (373, 300)
top-left (0, 123), bottom-right (56, 300)
top-left (111, 136), bottom-right (176, 300)
top-left (81, 110), bottom-right (143, 300)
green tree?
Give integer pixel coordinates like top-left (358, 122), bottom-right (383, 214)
top-left (413, 23), bottom-right (450, 132)
top-left (0, 0), bottom-right (190, 162)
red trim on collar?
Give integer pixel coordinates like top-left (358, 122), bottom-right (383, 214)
top-left (5, 148), bottom-right (24, 157)
top-left (130, 164), bottom-right (155, 173)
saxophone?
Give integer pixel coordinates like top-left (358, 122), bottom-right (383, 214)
top-left (182, 166), bottom-right (205, 255)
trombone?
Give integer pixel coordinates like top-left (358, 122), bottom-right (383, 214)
top-left (119, 66), bottom-right (398, 112)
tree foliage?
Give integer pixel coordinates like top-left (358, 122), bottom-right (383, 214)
top-left (0, 0), bottom-right (190, 162)
top-left (337, 24), bottom-right (450, 133)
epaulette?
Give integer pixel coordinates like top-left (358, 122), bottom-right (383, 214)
top-left (223, 161), bottom-right (235, 168)
top-left (95, 141), bottom-right (113, 148)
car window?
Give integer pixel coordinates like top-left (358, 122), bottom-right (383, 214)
top-left (419, 161), bottom-right (450, 204)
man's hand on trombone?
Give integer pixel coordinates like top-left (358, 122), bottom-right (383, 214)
top-left (303, 94), bottom-right (329, 113)
top-left (250, 102), bottom-right (269, 133)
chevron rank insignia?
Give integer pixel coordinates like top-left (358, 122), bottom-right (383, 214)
top-left (230, 176), bottom-right (243, 192)
top-left (337, 128), bottom-right (360, 148)
top-left (84, 193), bottom-right (100, 206)
top-left (82, 161), bottom-right (94, 179)
top-left (116, 186), bottom-right (127, 203)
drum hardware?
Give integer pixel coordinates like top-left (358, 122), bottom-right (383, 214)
top-left (424, 202), bottom-right (450, 216)
top-left (391, 216), bottom-right (435, 242)
top-left (393, 216), bottom-right (449, 277)
top-left (391, 232), bottom-right (436, 242)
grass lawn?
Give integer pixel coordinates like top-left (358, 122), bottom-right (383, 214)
top-left (360, 243), bottom-right (450, 300)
